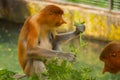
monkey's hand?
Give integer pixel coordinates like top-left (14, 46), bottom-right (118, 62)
top-left (75, 24), bottom-right (85, 34)
top-left (58, 52), bottom-right (76, 62)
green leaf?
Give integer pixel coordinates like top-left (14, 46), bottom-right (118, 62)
top-left (74, 21), bottom-right (85, 27)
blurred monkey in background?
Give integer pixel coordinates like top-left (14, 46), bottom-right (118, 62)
top-left (100, 41), bottom-right (120, 74)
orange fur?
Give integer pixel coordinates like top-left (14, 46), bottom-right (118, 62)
top-left (18, 5), bottom-right (66, 77)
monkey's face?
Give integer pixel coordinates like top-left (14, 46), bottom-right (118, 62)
top-left (40, 5), bottom-right (66, 27)
top-left (100, 42), bottom-right (120, 74)
top-left (102, 52), bottom-right (120, 74)
top-left (51, 14), bottom-right (66, 27)
top-left (55, 17), bottom-right (66, 26)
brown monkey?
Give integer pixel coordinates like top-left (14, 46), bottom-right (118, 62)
top-left (18, 5), bottom-right (85, 79)
top-left (100, 41), bottom-right (120, 74)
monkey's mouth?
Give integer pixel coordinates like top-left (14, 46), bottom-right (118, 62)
top-left (56, 23), bottom-right (62, 26)
top-left (103, 64), bottom-right (119, 74)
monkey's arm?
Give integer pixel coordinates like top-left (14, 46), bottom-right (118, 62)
top-left (55, 24), bottom-right (85, 44)
top-left (27, 47), bottom-right (75, 62)
top-left (55, 32), bottom-right (78, 44)
top-left (26, 29), bottom-right (74, 61)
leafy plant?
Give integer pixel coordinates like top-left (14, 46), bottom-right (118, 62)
top-left (45, 58), bottom-right (96, 80)
top-left (29, 35), bottom-right (94, 80)
top-left (0, 69), bottom-right (15, 80)
top-left (70, 21), bottom-right (87, 55)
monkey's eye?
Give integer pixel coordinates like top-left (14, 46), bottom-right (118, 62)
top-left (48, 11), bottom-right (53, 15)
top-left (111, 53), bottom-right (117, 57)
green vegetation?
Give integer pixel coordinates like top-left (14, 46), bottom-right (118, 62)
top-left (0, 69), bottom-right (15, 80)
top-left (0, 26), bottom-right (21, 72)
top-left (46, 59), bottom-right (95, 80)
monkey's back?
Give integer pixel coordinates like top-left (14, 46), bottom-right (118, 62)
top-left (18, 17), bottom-right (31, 70)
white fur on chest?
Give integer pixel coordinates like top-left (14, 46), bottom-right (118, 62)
top-left (39, 37), bottom-right (52, 50)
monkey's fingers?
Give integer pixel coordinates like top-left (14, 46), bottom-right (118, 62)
top-left (12, 74), bottom-right (27, 79)
top-left (67, 53), bottom-right (76, 62)
top-left (76, 24), bottom-right (85, 33)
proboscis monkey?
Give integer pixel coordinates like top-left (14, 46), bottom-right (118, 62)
top-left (18, 5), bottom-right (85, 79)
top-left (100, 41), bottom-right (120, 74)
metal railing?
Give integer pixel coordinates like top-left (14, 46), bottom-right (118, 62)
top-left (65, 0), bottom-right (120, 11)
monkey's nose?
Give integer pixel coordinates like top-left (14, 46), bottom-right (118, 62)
top-left (61, 20), bottom-right (66, 24)
top-left (63, 20), bottom-right (66, 24)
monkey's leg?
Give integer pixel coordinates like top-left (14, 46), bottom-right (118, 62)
top-left (32, 60), bottom-right (47, 80)
top-left (24, 60), bottom-right (47, 80)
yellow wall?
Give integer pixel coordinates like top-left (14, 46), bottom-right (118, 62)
top-left (28, 1), bottom-right (120, 41)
